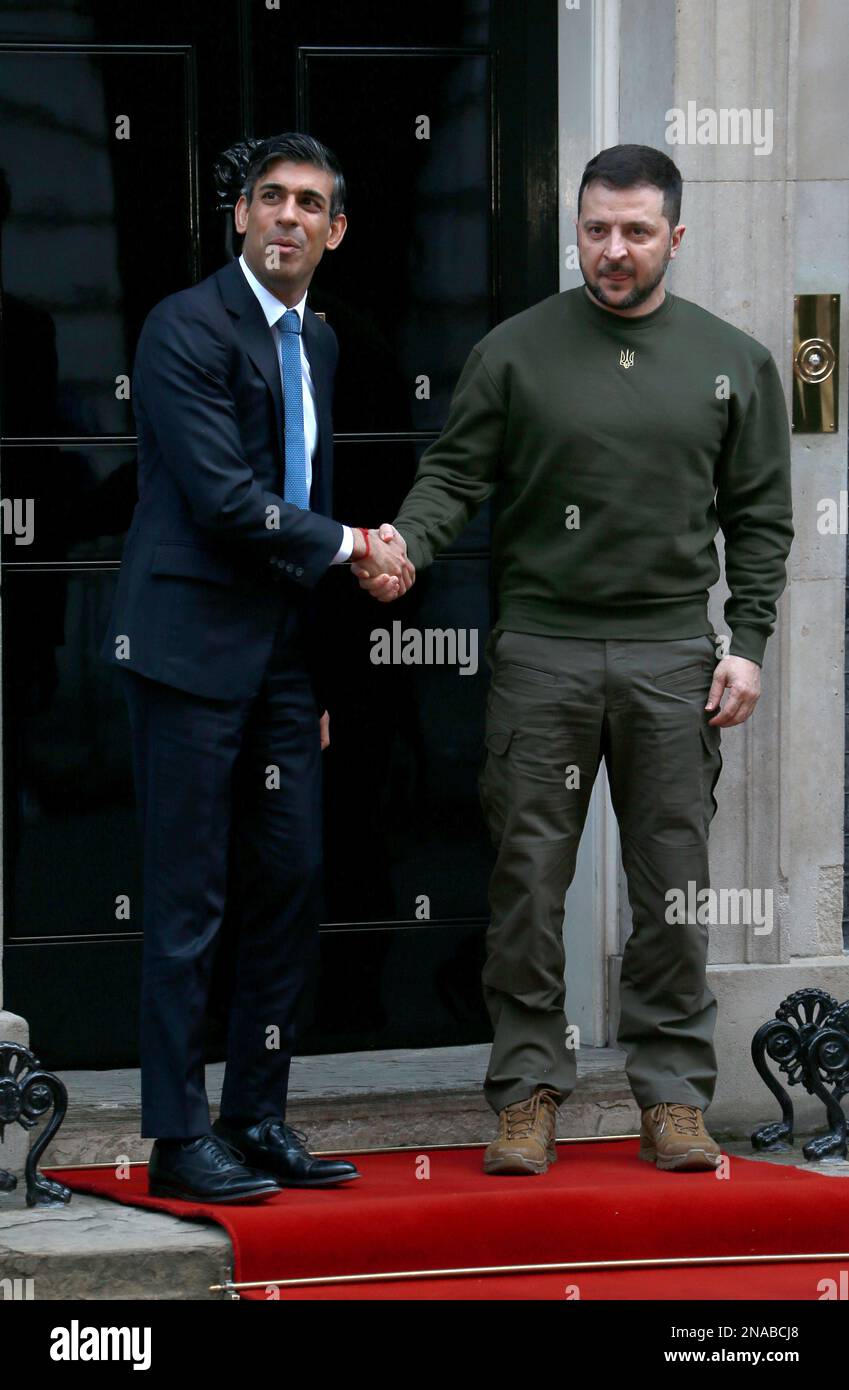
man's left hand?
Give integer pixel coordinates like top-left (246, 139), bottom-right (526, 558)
top-left (705, 655), bottom-right (761, 727)
top-left (319, 710), bottom-right (330, 750)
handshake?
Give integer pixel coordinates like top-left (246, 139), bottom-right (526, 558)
top-left (348, 524), bottom-right (415, 603)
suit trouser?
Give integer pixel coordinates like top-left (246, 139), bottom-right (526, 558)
top-left (478, 628), bottom-right (723, 1116)
top-left (120, 602), bottom-right (323, 1138)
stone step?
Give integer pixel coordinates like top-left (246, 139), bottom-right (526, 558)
top-left (2, 1043), bottom-right (845, 1302)
top-left (3, 1135), bottom-right (845, 1302)
top-left (0, 1190), bottom-right (232, 1301)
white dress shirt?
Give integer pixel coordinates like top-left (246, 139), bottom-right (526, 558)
top-left (238, 253), bottom-right (353, 564)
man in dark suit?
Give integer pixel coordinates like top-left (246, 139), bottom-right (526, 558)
top-left (101, 133), bottom-right (413, 1202)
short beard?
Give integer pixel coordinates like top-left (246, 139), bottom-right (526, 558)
top-left (582, 244), bottom-right (671, 310)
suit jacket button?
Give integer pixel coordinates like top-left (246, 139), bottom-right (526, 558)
top-left (285, 563), bottom-right (294, 573)
top-left (295, 566), bottom-right (304, 577)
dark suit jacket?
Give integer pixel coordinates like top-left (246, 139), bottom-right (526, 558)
top-left (100, 257), bottom-right (345, 704)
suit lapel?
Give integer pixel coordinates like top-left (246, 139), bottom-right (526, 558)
top-left (216, 259), bottom-right (284, 448)
top-left (216, 260), bottom-right (334, 517)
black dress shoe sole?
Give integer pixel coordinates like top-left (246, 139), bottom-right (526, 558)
top-left (148, 1180), bottom-right (280, 1203)
top-left (269, 1170), bottom-right (362, 1188)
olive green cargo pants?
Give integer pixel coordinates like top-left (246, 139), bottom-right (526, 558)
top-left (478, 628), bottom-right (723, 1116)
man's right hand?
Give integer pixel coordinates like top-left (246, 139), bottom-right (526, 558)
top-left (349, 525), bottom-right (415, 600)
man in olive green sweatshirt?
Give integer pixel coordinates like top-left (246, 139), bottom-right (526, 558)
top-left (353, 144), bottom-right (794, 1176)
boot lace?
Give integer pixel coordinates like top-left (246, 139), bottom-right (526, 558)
top-left (505, 1089), bottom-right (557, 1139)
top-left (655, 1103), bottom-right (701, 1136)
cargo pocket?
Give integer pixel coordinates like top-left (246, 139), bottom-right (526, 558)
top-left (479, 722), bottom-right (514, 846)
top-left (699, 719), bottom-right (723, 833)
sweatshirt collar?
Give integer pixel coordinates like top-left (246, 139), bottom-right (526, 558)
top-left (573, 282), bottom-right (676, 331)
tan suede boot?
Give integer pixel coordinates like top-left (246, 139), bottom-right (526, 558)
top-left (639, 1102), bottom-right (722, 1171)
top-left (483, 1086), bottom-right (560, 1175)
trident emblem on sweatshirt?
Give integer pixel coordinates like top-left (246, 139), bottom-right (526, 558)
top-left (619, 348), bottom-right (635, 369)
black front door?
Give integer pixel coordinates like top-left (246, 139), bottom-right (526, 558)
top-left (0, 0), bottom-right (559, 1066)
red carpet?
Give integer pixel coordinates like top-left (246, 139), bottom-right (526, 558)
top-left (44, 1138), bottom-right (849, 1300)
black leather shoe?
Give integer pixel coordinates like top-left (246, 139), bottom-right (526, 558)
top-left (147, 1134), bottom-right (281, 1203)
top-left (212, 1116), bottom-right (361, 1188)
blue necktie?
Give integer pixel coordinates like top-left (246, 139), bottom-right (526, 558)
top-left (279, 309), bottom-right (309, 509)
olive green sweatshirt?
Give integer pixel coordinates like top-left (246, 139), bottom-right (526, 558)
top-left (392, 286), bottom-right (794, 666)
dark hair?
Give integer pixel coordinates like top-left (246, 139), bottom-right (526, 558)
top-left (241, 133), bottom-right (346, 221)
top-left (577, 144), bottom-right (682, 229)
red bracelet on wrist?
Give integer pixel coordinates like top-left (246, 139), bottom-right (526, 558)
top-left (358, 526), bottom-right (370, 559)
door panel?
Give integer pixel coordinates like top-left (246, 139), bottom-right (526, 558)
top-left (0, 47), bottom-right (194, 440)
top-left (301, 47), bottom-right (492, 433)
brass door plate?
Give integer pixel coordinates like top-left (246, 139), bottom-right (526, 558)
top-left (792, 293), bottom-right (838, 432)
